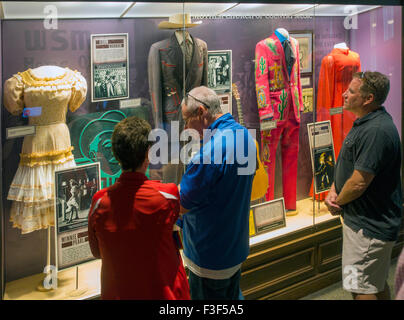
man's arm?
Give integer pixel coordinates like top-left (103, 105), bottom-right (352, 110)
top-left (177, 184), bottom-right (190, 215)
top-left (325, 183), bottom-right (342, 215)
top-left (335, 169), bottom-right (375, 206)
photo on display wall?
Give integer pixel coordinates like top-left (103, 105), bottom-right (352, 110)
top-left (207, 50), bottom-right (232, 93)
top-left (314, 147), bottom-right (335, 193)
top-left (55, 163), bottom-right (101, 233)
top-left (289, 31), bottom-right (313, 74)
top-left (91, 33), bottom-right (129, 102)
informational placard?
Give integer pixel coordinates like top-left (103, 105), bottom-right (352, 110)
top-left (91, 33), bottom-right (129, 102)
top-left (260, 120), bottom-right (277, 131)
top-left (217, 92), bottom-right (232, 114)
top-left (6, 125), bottom-right (36, 139)
top-left (119, 98), bottom-right (142, 109)
top-left (250, 198), bottom-right (286, 236)
top-left (330, 107), bottom-right (343, 115)
top-left (54, 163), bottom-right (101, 270)
top-left (307, 121), bottom-right (336, 194)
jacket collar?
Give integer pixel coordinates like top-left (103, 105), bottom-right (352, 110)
top-left (353, 106), bottom-right (386, 126)
top-left (117, 171), bottom-right (148, 184)
top-left (208, 113), bottom-right (233, 131)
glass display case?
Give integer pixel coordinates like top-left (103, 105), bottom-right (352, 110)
top-left (1, 1), bottom-right (403, 300)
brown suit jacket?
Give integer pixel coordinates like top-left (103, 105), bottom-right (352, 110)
top-left (148, 32), bottom-right (208, 131)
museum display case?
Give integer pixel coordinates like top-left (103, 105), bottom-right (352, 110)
top-left (0, 1), bottom-right (403, 300)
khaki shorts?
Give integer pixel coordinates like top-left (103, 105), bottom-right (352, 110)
top-left (342, 223), bottom-right (395, 294)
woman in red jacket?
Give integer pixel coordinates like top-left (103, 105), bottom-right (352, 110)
top-left (88, 116), bottom-right (190, 300)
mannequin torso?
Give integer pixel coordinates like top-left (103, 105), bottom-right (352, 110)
top-left (276, 28), bottom-right (289, 40)
top-left (334, 42), bottom-right (348, 49)
top-left (175, 30), bottom-right (193, 45)
top-left (30, 65), bottom-right (67, 79)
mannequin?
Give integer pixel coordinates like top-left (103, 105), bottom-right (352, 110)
top-left (276, 28), bottom-right (289, 39)
top-left (334, 42), bottom-right (348, 49)
top-left (309, 42), bottom-right (361, 200)
top-left (148, 14), bottom-right (207, 184)
top-left (4, 65), bottom-right (87, 233)
top-left (255, 28), bottom-right (303, 215)
top-left (30, 65), bottom-right (66, 78)
top-left (175, 30), bottom-right (193, 47)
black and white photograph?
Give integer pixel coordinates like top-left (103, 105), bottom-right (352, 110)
top-left (55, 163), bottom-right (100, 233)
top-left (93, 64), bottom-right (128, 100)
top-left (208, 50), bottom-right (232, 93)
top-left (290, 31), bottom-right (313, 74)
top-left (91, 33), bottom-right (129, 102)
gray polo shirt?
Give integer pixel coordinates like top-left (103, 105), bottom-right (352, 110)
top-left (335, 107), bottom-right (403, 242)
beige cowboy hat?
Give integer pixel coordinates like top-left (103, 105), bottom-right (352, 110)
top-left (158, 13), bottom-right (202, 29)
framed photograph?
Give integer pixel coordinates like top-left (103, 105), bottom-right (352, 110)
top-left (91, 33), bottom-right (129, 102)
top-left (313, 147), bottom-right (335, 193)
top-left (207, 50), bottom-right (232, 93)
top-left (290, 31), bottom-right (313, 74)
top-left (302, 87), bottom-right (314, 113)
top-left (54, 163), bottom-right (101, 271)
top-left (251, 198), bottom-right (286, 235)
top-left (307, 121), bottom-right (336, 194)
top-left (300, 76), bottom-right (311, 88)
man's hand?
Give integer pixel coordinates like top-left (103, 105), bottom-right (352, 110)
top-left (325, 184), bottom-right (342, 216)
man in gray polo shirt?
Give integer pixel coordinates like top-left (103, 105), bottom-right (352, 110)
top-left (325, 71), bottom-right (402, 300)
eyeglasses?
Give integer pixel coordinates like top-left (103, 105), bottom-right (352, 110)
top-left (358, 72), bottom-right (377, 94)
top-left (186, 93), bottom-right (211, 109)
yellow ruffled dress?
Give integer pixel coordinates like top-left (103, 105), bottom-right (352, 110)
top-left (3, 67), bottom-right (87, 234)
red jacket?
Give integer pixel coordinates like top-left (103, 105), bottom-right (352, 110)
top-left (88, 172), bottom-right (190, 300)
top-left (255, 32), bottom-right (304, 124)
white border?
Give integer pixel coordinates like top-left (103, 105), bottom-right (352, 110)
top-left (90, 33), bottom-right (129, 103)
top-left (54, 162), bottom-right (101, 272)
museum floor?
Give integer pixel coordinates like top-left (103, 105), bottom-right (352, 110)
top-left (300, 257), bottom-right (399, 300)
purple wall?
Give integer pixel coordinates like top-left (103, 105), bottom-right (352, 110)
top-left (350, 6), bottom-right (402, 134)
top-left (2, 14), bottom-right (396, 281)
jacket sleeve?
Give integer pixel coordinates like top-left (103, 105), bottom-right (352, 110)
top-left (148, 43), bottom-right (163, 129)
top-left (294, 39), bottom-right (304, 116)
top-left (254, 41), bottom-right (273, 120)
top-left (3, 75), bottom-right (25, 116)
top-left (69, 70), bottom-right (87, 113)
top-left (201, 41), bottom-right (208, 86)
top-left (317, 55), bottom-right (335, 122)
top-left (87, 190), bottom-right (105, 259)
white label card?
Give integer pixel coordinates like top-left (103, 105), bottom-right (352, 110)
top-left (6, 125), bottom-right (36, 139)
top-left (330, 107), bottom-right (343, 115)
top-left (260, 120), bottom-right (277, 131)
top-left (120, 98), bottom-right (141, 109)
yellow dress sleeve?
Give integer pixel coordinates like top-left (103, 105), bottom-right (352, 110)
top-left (68, 71), bottom-right (87, 112)
top-left (3, 75), bottom-right (25, 116)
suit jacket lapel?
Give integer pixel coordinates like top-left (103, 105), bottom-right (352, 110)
top-left (272, 33), bottom-right (290, 82)
top-left (185, 34), bottom-right (199, 92)
top-left (289, 38), bottom-right (297, 82)
top-left (170, 32), bottom-right (184, 90)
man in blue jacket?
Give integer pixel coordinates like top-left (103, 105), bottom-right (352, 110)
top-left (178, 86), bottom-right (256, 300)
